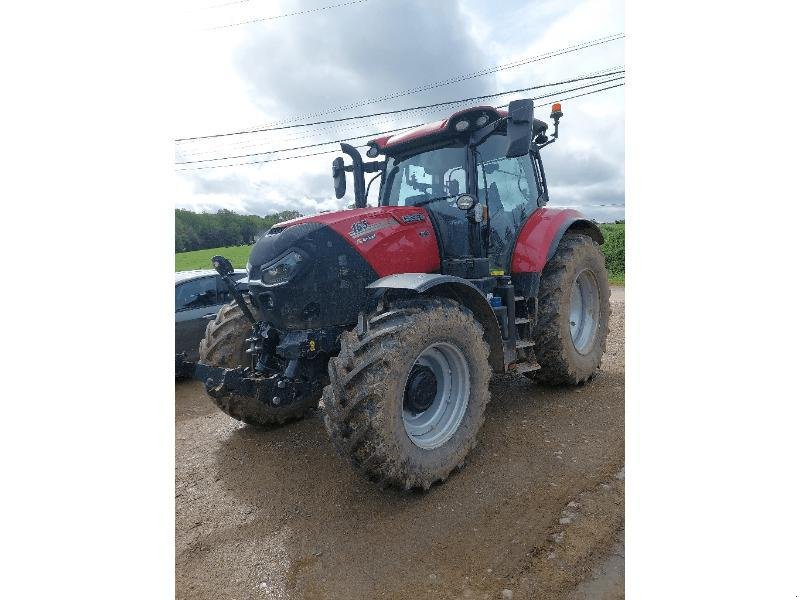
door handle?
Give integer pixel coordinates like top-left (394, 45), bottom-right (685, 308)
top-left (202, 313), bottom-right (217, 319)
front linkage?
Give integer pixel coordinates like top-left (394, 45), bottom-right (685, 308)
top-left (176, 255), bottom-right (317, 408)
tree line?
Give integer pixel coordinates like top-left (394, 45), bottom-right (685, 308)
top-left (175, 209), bottom-right (303, 252)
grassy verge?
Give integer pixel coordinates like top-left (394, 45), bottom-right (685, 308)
top-left (176, 223), bottom-right (625, 285)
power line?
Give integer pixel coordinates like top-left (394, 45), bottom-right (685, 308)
top-left (176, 81), bottom-right (624, 172)
top-left (175, 67), bottom-right (624, 142)
top-left (176, 76), bottom-right (624, 165)
top-left (177, 82), bottom-right (625, 171)
top-left (209, 0), bottom-right (373, 30)
top-left (258, 33), bottom-right (624, 127)
top-left (175, 65), bottom-right (624, 158)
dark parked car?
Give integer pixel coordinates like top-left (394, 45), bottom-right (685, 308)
top-left (175, 269), bottom-right (247, 361)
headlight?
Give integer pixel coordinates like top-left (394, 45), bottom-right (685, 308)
top-left (260, 251), bottom-right (304, 286)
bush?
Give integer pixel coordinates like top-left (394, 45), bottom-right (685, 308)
top-left (599, 222), bottom-right (625, 282)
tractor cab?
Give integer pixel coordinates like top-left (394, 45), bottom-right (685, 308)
top-left (333, 100), bottom-right (560, 279)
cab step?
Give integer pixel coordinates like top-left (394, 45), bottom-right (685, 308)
top-left (514, 317), bottom-right (530, 325)
top-left (515, 339), bottom-right (534, 349)
top-left (514, 361), bottom-right (540, 374)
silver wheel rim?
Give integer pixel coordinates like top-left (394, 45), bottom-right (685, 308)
top-left (402, 342), bottom-right (470, 450)
top-left (569, 269), bottom-right (600, 355)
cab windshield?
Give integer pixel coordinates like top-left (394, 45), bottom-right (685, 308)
top-left (380, 143), bottom-right (467, 207)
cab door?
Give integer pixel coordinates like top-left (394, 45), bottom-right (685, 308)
top-left (474, 135), bottom-right (542, 272)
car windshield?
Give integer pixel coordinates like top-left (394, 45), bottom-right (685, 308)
top-left (380, 144), bottom-right (467, 207)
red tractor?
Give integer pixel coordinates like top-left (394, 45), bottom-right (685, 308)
top-left (180, 99), bottom-right (610, 490)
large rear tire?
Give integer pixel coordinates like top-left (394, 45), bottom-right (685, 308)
top-left (531, 233), bottom-right (610, 385)
top-left (321, 297), bottom-right (491, 490)
top-left (199, 300), bottom-right (322, 426)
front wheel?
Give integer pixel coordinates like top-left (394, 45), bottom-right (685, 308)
top-left (321, 297), bottom-right (491, 490)
top-left (531, 233), bottom-right (611, 385)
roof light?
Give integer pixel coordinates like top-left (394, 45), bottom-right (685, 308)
top-left (475, 114), bottom-right (489, 127)
top-left (454, 119), bottom-right (470, 132)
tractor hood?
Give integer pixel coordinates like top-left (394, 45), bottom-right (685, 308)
top-left (269, 207), bottom-right (390, 233)
top-left (246, 205), bottom-right (440, 331)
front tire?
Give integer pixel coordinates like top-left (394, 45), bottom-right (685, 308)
top-left (199, 300), bottom-right (322, 426)
top-left (322, 297), bottom-right (491, 490)
top-left (531, 233), bottom-right (611, 385)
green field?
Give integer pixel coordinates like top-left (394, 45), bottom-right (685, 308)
top-left (175, 245), bottom-right (253, 272)
top-left (176, 222), bottom-right (625, 284)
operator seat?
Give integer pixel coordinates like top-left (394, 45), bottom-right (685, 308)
top-left (487, 182), bottom-right (504, 216)
top-left (487, 182), bottom-right (514, 237)
top-left (486, 182), bottom-right (516, 267)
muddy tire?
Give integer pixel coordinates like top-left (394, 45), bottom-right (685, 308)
top-left (321, 297), bottom-right (491, 490)
top-left (199, 299), bottom-right (321, 426)
top-left (530, 233), bottom-right (610, 385)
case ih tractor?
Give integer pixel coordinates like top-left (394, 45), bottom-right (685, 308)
top-left (178, 99), bottom-right (610, 490)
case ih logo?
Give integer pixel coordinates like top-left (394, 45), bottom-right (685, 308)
top-left (401, 213), bottom-right (425, 224)
top-left (348, 219), bottom-right (395, 239)
top-left (350, 220), bottom-right (369, 236)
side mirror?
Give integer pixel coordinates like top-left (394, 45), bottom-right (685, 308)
top-left (455, 193), bottom-right (477, 211)
top-left (505, 98), bottom-right (534, 158)
top-left (332, 156), bottom-right (346, 199)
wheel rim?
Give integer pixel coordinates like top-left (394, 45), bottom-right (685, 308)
top-left (402, 342), bottom-right (470, 450)
top-left (569, 269), bottom-right (600, 355)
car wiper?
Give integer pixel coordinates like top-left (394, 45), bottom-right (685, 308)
top-left (413, 195), bottom-right (455, 207)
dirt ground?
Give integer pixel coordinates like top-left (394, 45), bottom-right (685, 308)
top-left (176, 287), bottom-right (625, 600)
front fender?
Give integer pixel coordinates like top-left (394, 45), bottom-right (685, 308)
top-left (367, 273), bottom-right (505, 373)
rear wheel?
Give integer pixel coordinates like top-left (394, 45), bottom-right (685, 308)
top-left (531, 233), bottom-right (610, 384)
top-left (322, 297), bottom-right (491, 490)
top-left (199, 299), bottom-right (322, 426)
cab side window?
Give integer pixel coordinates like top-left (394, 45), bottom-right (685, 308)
top-left (175, 277), bottom-right (218, 312)
top-left (479, 155), bottom-right (537, 219)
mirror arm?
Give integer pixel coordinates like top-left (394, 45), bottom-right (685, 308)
top-left (363, 160), bottom-right (385, 173)
top-left (469, 118), bottom-right (504, 148)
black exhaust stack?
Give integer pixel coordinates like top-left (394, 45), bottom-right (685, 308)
top-left (338, 143), bottom-right (367, 208)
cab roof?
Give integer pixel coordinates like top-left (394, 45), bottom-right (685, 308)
top-left (369, 105), bottom-right (508, 154)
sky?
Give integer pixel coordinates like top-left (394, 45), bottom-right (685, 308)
top-left (174, 0), bottom-right (624, 222)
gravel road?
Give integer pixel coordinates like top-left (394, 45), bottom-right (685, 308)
top-left (176, 287), bottom-right (625, 600)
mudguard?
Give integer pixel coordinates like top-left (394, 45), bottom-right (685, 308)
top-left (368, 273), bottom-right (483, 294)
top-left (367, 273), bottom-right (506, 373)
top-left (510, 208), bottom-right (604, 274)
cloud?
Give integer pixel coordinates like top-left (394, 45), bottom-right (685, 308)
top-left (234, 0), bottom-right (494, 120)
top-left (176, 0), bottom-right (625, 222)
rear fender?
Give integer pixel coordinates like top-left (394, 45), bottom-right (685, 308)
top-left (510, 208), bottom-right (604, 274)
top-left (367, 274), bottom-right (505, 373)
